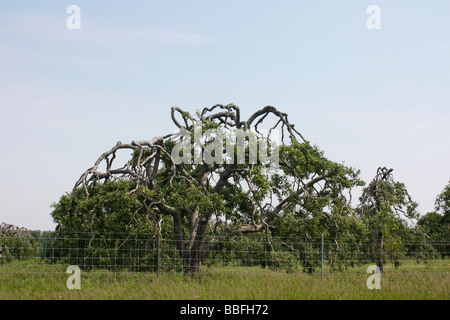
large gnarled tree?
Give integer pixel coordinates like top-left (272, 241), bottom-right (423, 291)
top-left (52, 104), bottom-right (362, 274)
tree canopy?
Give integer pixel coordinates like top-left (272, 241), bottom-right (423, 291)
top-left (51, 105), bottom-right (367, 273)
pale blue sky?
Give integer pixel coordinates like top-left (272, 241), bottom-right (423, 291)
top-left (1, 1), bottom-right (449, 230)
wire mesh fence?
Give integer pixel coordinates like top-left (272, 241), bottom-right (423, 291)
top-left (1, 231), bottom-right (448, 282)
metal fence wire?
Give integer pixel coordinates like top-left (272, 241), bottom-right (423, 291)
top-left (0, 232), bottom-right (448, 280)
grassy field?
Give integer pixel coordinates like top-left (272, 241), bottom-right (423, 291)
top-left (0, 260), bottom-right (448, 300)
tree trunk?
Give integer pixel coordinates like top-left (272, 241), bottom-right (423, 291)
top-left (182, 234), bottom-right (208, 275)
top-left (375, 229), bottom-right (384, 273)
top-left (186, 248), bottom-right (203, 275)
top-left (173, 211), bottom-right (209, 275)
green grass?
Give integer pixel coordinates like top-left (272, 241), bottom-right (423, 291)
top-left (0, 260), bottom-right (448, 300)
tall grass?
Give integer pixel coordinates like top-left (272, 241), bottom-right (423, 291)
top-left (0, 260), bottom-right (448, 300)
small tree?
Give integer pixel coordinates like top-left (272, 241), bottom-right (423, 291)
top-left (52, 104), bottom-right (363, 274)
top-left (0, 223), bottom-right (39, 264)
top-left (358, 167), bottom-right (418, 272)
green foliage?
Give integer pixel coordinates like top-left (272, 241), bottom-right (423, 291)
top-left (433, 180), bottom-right (450, 242)
top-left (49, 180), bottom-right (168, 271)
top-left (51, 180), bottom-right (159, 235)
top-left (418, 212), bottom-right (446, 240)
top-left (266, 251), bottom-right (300, 273)
top-left (417, 211), bottom-right (449, 257)
top-left (0, 226), bottom-right (40, 265)
top-left (435, 180), bottom-right (450, 217)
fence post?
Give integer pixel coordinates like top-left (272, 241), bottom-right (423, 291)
top-left (157, 231), bottom-right (160, 278)
top-left (321, 234), bottom-right (324, 279)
